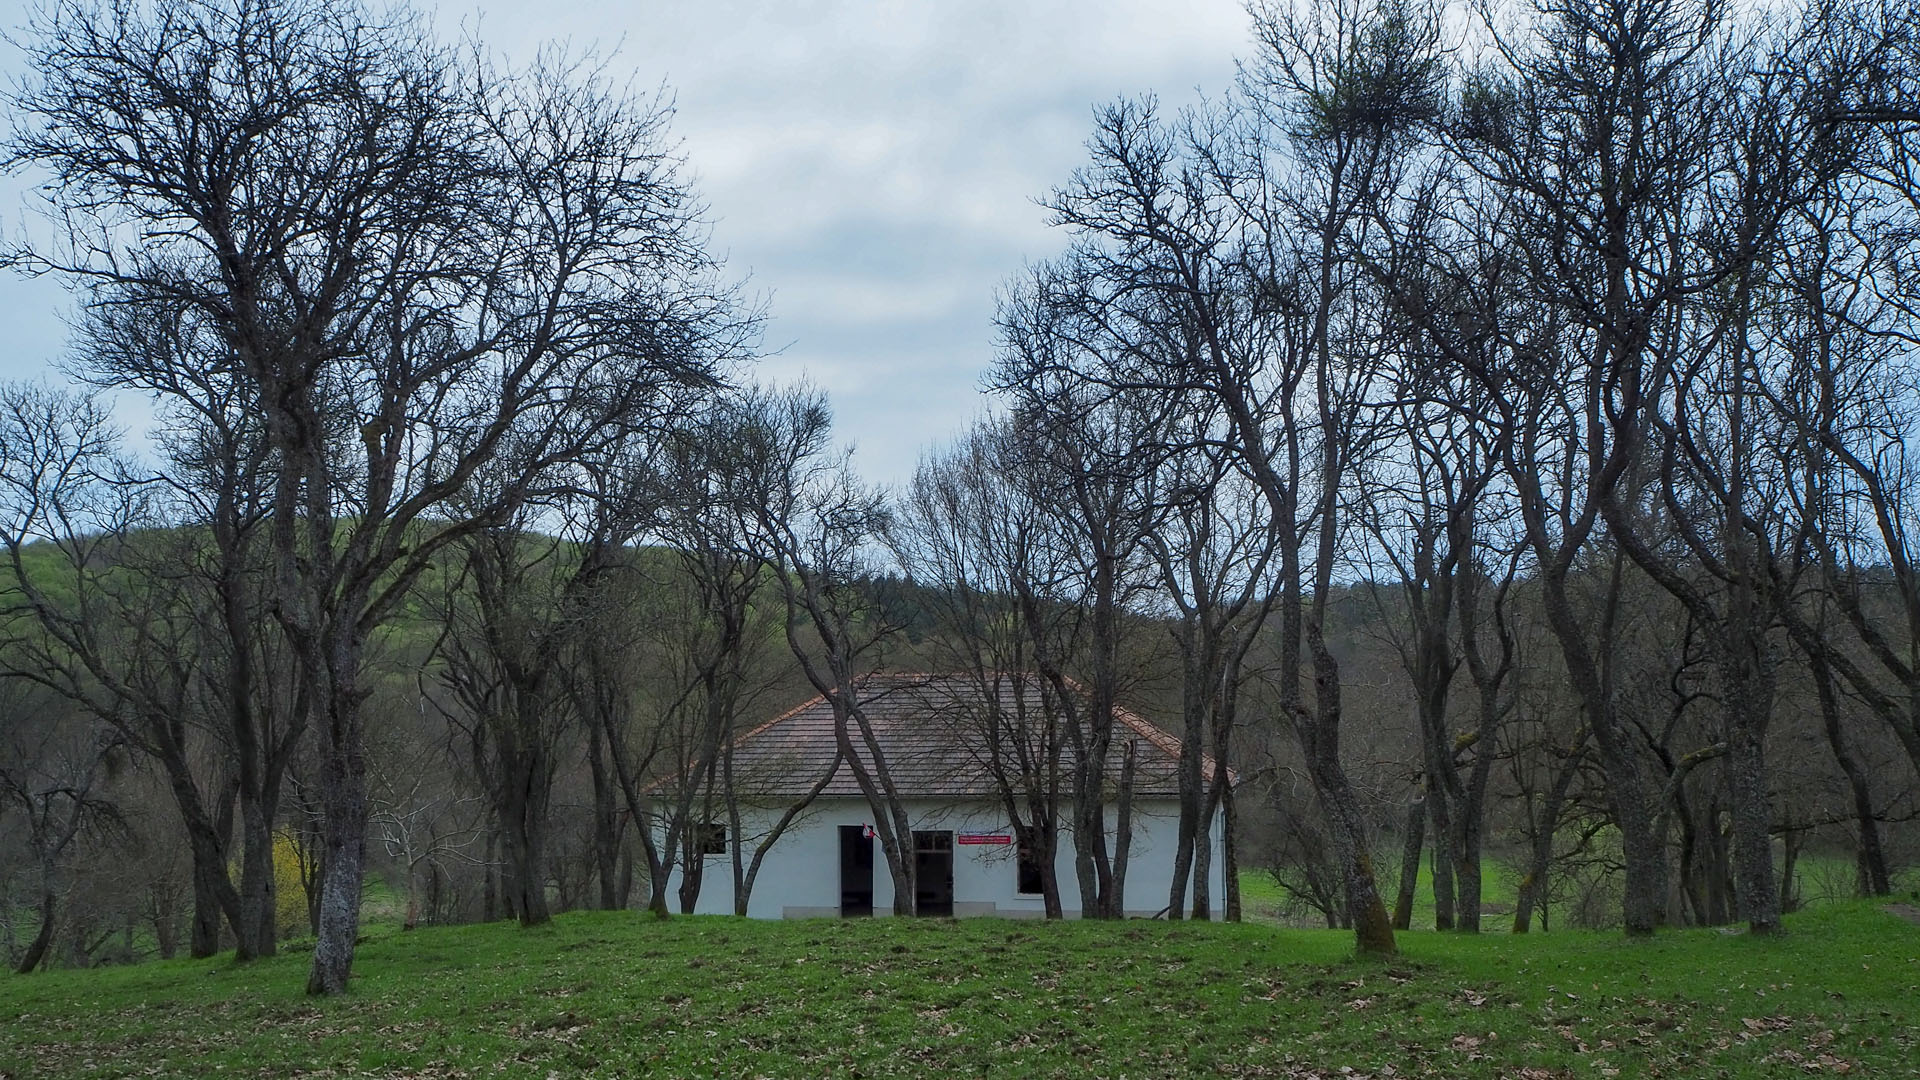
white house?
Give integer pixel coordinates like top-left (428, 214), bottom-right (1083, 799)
top-left (656, 674), bottom-right (1228, 919)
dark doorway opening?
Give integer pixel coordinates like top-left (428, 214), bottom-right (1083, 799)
top-left (839, 825), bottom-right (874, 917)
top-left (1017, 842), bottom-right (1046, 896)
top-left (914, 830), bottom-right (954, 917)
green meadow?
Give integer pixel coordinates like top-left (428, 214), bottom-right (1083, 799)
top-left (2, 900), bottom-right (1914, 1078)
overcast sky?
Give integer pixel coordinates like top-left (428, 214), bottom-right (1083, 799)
top-left (0, 1), bottom-right (1252, 489)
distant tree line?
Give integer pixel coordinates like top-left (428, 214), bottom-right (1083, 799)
top-left (1, 0), bottom-right (1917, 990)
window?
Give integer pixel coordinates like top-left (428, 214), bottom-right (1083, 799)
top-left (1017, 842), bottom-right (1045, 896)
top-left (697, 822), bottom-right (726, 856)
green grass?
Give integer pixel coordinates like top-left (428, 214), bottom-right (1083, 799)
top-left (3, 901), bottom-right (1914, 1078)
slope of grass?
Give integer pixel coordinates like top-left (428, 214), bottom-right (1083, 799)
top-left (1, 901), bottom-right (1914, 1078)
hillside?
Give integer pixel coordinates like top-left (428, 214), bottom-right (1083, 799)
top-left (2, 903), bottom-right (1914, 1078)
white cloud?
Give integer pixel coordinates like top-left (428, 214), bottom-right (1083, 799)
top-left (0, 0), bottom-right (1253, 487)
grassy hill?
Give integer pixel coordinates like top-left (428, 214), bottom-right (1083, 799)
top-left (1, 902), bottom-right (1915, 1078)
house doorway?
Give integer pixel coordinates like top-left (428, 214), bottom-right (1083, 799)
top-left (839, 825), bottom-right (874, 917)
top-left (913, 830), bottom-right (954, 917)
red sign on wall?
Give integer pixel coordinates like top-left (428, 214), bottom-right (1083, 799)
top-left (958, 833), bottom-right (1012, 845)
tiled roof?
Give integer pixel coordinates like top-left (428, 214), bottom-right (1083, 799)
top-left (713, 673), bottom-right (1227, 799)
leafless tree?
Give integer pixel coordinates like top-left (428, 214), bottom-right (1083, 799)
top-left (894, 419), bottom-right (1078, 918)
top-left (369, 769), bottom-right (483, 932)
top-left (1143, 426), bottom-right (1282, 922)
top-left (0, 681), bottom-right (123, 973)
top-left (0, 382), bottom-right (273, 957)
top-left (425, 522), bottom-right (580, 928)
top-left (720, 385), bottom-right (918, 913)
top-left (9, 0), bottom-right (746, 991)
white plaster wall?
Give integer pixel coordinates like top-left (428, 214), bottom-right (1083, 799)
top-left (658, 796), bottom-right (1226, 919)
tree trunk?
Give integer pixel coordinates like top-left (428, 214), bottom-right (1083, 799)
top-left (402, 861), bottom-right (421, 931)
top-left (502, 781), bottom-right (551, 928)
top-left (16, 886), bottom-right (57, 974)
top-left (1778, 826), bottom-right (1800, 916)
top-left (1303, 631), bottom-right (1395, 953)
top-left (1327, 782), bottom-right (1395, 955)
top-left (1703, 788), bottom-right (1733, 926)
top-left (678, 836), bottom-right (704, 915)
top-left (1609, 753), bottom-right (1666, 933)
top-left (1220, 782), bottom-right (1241, 922)
top-left (1454, 728), bottom-right (1496, 933)
top-left (306, 684), bottom-right (370, 996)
top-left (190, 858), bottom-right (226, 959)
top-left (1429, 794), bottom-right (1456, 932)
top-left (1608, 754), bottom-right (1666, 932)
top-left (640, 819), bottom-right (671, 918)
top-left (427, 858), bottom-right (444, 926)
top-left (737, 749), bottom-right (843, 917)
top-left (1812, 655), bottom-right (1891, 896)
top-left (237, 786), bottom-right (276, 959)
top-left (1210, 671), bottom-right (1242, 922)
top-left (618, 834), bottom-right (635, 910)
top-left (1072, 777), bottom-right (1100, 918)
top-left (482, 826), bottom-right (499, 922)
top-left (150, 889), bottom-right (179, 961)
top-left (1454, 813), bottom-right (1482, 934)
top-left (1079, 561), bottom-right (1120, 919)
top-left (1720, 648), bottom-right (1780, 935)
top-left (1167, 646), bottom-right (1208, 921)
top-left (1675, 791), bottom-right (1706, 926)
top-left (1392, 796), bottom-right (1424, 931)
top-left (1513, 742), bottom-right (1581, 934)
top-left (170, 763), bottom-right (244, 959)
top-left (587, 724), bottom-right (621, 911)
top-left (1536, 569), bottom-right (1663, 935)
top-left (1110, 738), bottom-right (1136, 918)
top-left (1038, 826), bottom-right (1065, 920)
top-left (729, 742), bottom-right (749, 917)
top-left (1190, 788), bottom-right (1214, 921)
